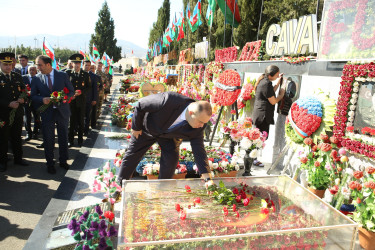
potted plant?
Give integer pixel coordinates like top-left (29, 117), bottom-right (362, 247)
top-left (67, 204), bottom-right (117, 250)
top-left (348, 166), bottom-right (375, 249)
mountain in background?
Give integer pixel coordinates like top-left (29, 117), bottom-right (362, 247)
top-left (0, 33), bottom-right (146, 58)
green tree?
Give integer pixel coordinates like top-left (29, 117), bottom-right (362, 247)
top-left (148, 0), bottom-right (170, 54)
top-left (89, 1), bottom-right (122, 62)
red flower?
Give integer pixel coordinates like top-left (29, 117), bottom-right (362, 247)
top-left (232, 187), bottom-right (239, 195)
top-left (52, 91), bottom-right (59, 98)
top-left (63, 87), bottom-right (69, 94)
top-left (104, 211), bottom-right (114, 222)
top-left (364, 181), bottom-right (375, 190)
top-left (330, 136), bottom-right (339, 144)
top-left (321, 143), bottom-right (332, 152)
top-left (193, 197), bottom-right (201, 204)
top-left (353, 171), bottom-right (364, 179)
top-left (236, 211), bottom-right (240, 218)
top-left (230, 110), bottom-right (236, 114)
top-left (329, 185), bottom-right (339, 195)
top-left (260, 207), bottom-right (269, 215)
top-left (76, 89), bottom-right (82, 95)
top-left (223, 206), bottom-right (228, 216)
top-left (63, 95), bottom-right (68, 100)
top-left (235, 195), bottom-right (241, 203)
top-left (180, 211), bottom-right (186, 220)
top-left (356, 197), bottom-right (361, 204)
top-left (232, 204), bottom-right (236, 212)
top-left (304, 138), bottom-right (313, 145)
top-left (314, 161), bottom-right (320, 167)
top-left (366, 166), bottom-right (375, 175)
top-left (185, 185), bottom-right (191, 193)
top-left (243, 198), bottom-right (250, 206)
top-left (300, 157), bottom-right (308, 164)
top-left (349, 181), bottom-right (362, 191)
top-left (175, 204), bottom-right (181, 212)
top-left (320, 134), bottom-right (329, 142)
top-left (330, 150), bottom-right (338, 159)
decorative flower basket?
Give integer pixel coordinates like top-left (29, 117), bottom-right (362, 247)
top-left (308, 187), bottom-right (325, 199)
top-left (146, 173), bottom-right (187, 180)
top-left (358, 227), bottom-right (375, 250)
top-left (216, 170), bottom-right (238, 178)
top-left (117, 119), bottom-right (127, 128)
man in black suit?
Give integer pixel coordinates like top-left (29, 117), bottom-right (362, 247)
top-left (11, 58), bottom-right (21, 74)
top-left (117, 92), bottom-right (214, 185)
top-left (0, 52), bottom-right (28, 172)
top-left (65, 54), bottom-right (91, 147)
top-left (23, 65), bottom-right (40, 141)
top-left (83, 60), bottom-right (98, 135)
top-left (18, 54), bottom-right (29, 75)
top-left (31, 55), bottom-right (74, 174)
top-left (89, 64), bottom-right (101, 128)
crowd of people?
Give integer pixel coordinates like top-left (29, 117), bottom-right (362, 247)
top-left (0, 52), bottom-right (113, 174)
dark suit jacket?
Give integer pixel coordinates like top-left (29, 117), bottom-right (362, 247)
top-left (30, 69), bottom-right (74, 121)
top-left (86, 71), bottom-right (99, 103)
top-left (65, 69), bottom-right (91, 107)
top-left (0, 71), bottom-right (25, 121)
top-left (132, 91), bottom-right (209, 174)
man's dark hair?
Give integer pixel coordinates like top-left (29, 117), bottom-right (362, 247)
top-left (36, 55), bottom-right (52, 65)
top-left (197, 101), bottom-right (212, 116)
top-left (18, 54), bottom-right (28, 60)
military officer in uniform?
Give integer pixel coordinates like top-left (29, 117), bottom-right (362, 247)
top-left (0, 52), bottom-right (29, 172)
top-left (66, 54), bottom-right (91, 147)
top-left (83, 60), bottom-right (98, 135)
top-left (89, 64), bottom-right (102, 128)
top-left (95, 62), bottom-right (107, 118)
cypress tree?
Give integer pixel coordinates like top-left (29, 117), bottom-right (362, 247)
top-left (89, 1), bottom-right (122, 62)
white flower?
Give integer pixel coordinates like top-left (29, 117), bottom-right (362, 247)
top-left (353, 81), bottom-right (359, 87)
top-left (235, 164), bottom-right (240, 171)
top-left (323, 191), bottom-right (333, 203)
top-left (153, 163), bottom-right (160, 171)
top-left (221, 161), bottom-right (228, 168)
top-left (208, 160), bottom-right (213, 168)
top-left (193, 165), bottom-right (198, 172)
top-left (349, 105), bottom-right (356, 111)
top-left (335, 178), bottom-right (340, 185)
top-left (346, 122), bottom-right (353, 127)
top-left (240, 137), bottom-right (252, 149)
top-left (350, 98), bottom-right (357, 105)
top-left (341, 187), bottom-right (351, 200)
top-left (175, 169), bottom-right (179, 175)
top-left (354, 134), bottom-right (362, 140)
top-left (352, 93), bottom-right (358, 99)
top-left (345, 168), bottom-right (354, 176)
top-left (231, 157), bottom-right (238, 165)
top-left (348, 116), bottom-right (354, 122)
top-left (256, 139), bottom-right (263, 148)
top-left (348, 111), bottom-right (355, 117)
top-left (353, 86), bottom-right (359, 93)
top-left (250, 149), bottom-right (258, 158)
top-left (212, 163), bottom-right (219, 169)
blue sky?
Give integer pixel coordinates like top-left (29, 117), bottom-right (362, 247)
top-left (0, 0), bottom-right (183, 49)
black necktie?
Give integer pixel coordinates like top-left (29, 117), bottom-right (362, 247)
top-left (5, 74), bottom-right (10, 81)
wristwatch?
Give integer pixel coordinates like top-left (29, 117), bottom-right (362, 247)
top-left (204, 177), bottom-right (212, 182)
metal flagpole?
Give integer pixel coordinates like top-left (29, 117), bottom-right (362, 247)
top-left (256, 0), bottom-right (264, 41)
top-left (230, 0), bottom-right (236, 47)
top-left (223, 0), bottom-right (227, 47)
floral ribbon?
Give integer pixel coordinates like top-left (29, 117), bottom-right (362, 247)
top-left (214, 80), bottom-right (242, 92)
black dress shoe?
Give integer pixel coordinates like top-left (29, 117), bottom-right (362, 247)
top-left (36, 143), bottom-right (44, 148)
top-left (0, 163), bottom-right (7, 172)
top-left (25, 135), bottom-right (32, 141)
top-left (59, 162), bottom-right (70, 170)
top-left (47, 165), bottom-right (56, 174)
top-left (14, 159), bottom-right (29, 166)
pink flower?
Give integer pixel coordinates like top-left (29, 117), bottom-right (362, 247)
top-left (109, 172), bottom-right (114, 178)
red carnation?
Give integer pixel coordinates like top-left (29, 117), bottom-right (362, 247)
top-left (185, 185), bottom-right (191, 193)
top-left (180, 211), bottom-right (186, 220)
top-left (366, 166), bottom-right (375, 175)
top-left (364, 181), bottom-right (375, 190)
top-left (300, 157), bottom-right (308, 164)
top-left (314, 161), bottom-right (320, 167)
top-left (63, 87), bottom-right (69, 94)
top-left (353, 171), bottom-right (364, 179)
top-left (104, 211), bottom-right (114, 222)
top-left (175, 204), bottom-right (181, 212)
top-left (52, 91), bottom-right (59, 98)
top-left (193, 197), bottom-right (201, 204)
top-left (243, 198), bottom-right (250, 206)
top-left (320, 134), bottom-right (329, 142)
top-left (321, 143), bottom-right (332, 152)
top-left (330, 136), bottom-right (339, 144)
top-left (304, 138), bottom-right (313, 145)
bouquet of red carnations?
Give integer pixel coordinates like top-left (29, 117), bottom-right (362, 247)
top-left (38, 87), bottom-right (72, 113)
top-left (9, 89), bottom-right (28, 126)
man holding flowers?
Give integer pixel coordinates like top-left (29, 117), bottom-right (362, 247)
top-left (31, 55), bottom-right (75, 174)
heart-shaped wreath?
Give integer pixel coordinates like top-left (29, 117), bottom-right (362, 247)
top-left (211, 69), bottom-right (242, 106)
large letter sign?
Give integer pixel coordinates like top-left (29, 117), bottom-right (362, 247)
top-left (266, 14), bottom-right (318, 57)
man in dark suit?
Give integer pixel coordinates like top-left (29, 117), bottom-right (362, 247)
top-left (31, 55), bottom-right (74, 174)
top-left (89, 64), bottom-right (101, 128)
top-left (83, 60), bottom-right (98, 135)
top-left (11, 58), bottom-right (21, 74)
top-left (18, 54), bottom-right (29, 75)
top-left (22, 65), bottom-right (40, 141)
top-left (117, 92), bottom-right (214, 186)
top-left (65, 54), bottom-right (91, 147)
top-left (0, 52), bottom-right (28, 172)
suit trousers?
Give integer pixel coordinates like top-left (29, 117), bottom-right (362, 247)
top-left (91, 103), bottom-right (97, 128)
top-left (69, 103), bottom-right (85, 143)
top-left (84, 102), bottom-right (92, 132)
top-left (24, 103), bottom-right (40, 135)
top-left (117, 133), bottom-right (182, 185)
top-left (42, 109), bottom-right (69, 167)
top-left (0, 115), bottom-right (23, 164)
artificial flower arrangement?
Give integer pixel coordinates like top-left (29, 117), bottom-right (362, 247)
top-left (238, 40), bottom-right (265, 61)
top-left (215, 46), bottom-right (238, 63)
top-left (67, 204), bottom-right (117, 250)
top-left (298, 134), bottom-right (348, 192)
top-left (37, 87), bottom-right (73, 113)
top-left (123, 180), bottom-right (329, 249)
top-left (178, 73), bottom-right (212, 101)
top-left (92, 161), bottom-right (122, 205)
top-left (334, 61), bottom-right (375, 160)
top-left (204, 61), bottom-right (224, 83)
top-left (211, 69), bottom-right (242, 107)
top-left (285, 92), bottom-right (336, 145)
top-left (237, 77), bottom-right (256, 110)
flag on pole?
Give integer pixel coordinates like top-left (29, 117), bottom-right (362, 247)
top-left (186, 4), bottom-right (192, 30)
top-left (42, 38), bottom-right (55, 61)
top-left (93, 44), bottom-right (100, 57)
top-left (217, 0), bottom-right (241, 27)
top-left (206, 0), bottom-right (216, 27)
top-left (79, 48), bottom-right (85, 58)
top-left (190, 0), bottom-right (202, 33)
top-left (89, 54), bottom-right (96, 64)
top-left (177, 11), bottom-right (185, 41)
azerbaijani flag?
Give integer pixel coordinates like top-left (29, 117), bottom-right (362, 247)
top-left (43, 38), bottom-right (55, 61)
top-left (186, 4), bottom-right (192, 30)
top-left (217, 0), bottom-right (241, 27)
top-left (190, 0), bottom-right (202, 32)
top-left (89, 54), bottom-right (96, 64)
top-left (93, 44), bottom-right (100, 57)
top-left (206, 0), bottom-right (216, 27)
top-left (79, 49), bottom-right (85, 58)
